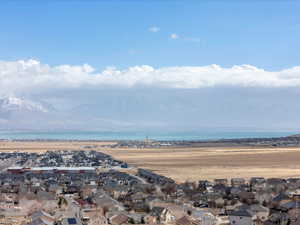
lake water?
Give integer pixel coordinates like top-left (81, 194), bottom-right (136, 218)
top-left (0, 130), bottom-right (296, 141)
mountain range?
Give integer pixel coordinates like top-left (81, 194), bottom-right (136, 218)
top-left (1, 87), bottom-right (300, 132)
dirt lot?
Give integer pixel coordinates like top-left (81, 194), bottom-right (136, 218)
top-left (0, 141), bottom-right (116, 152)
top-left (1, 141), bottom-right (300, 182)
top-left (102, 147), bottom-right (300, 182)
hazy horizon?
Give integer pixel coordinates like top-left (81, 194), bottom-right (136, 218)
top-left (1, 1), bottom-right (300, 132)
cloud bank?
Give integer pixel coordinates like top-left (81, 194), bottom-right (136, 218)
top-left (2, 59), bottom-right (300, 131)
top-left (1, 59), bottom-right (300, 95)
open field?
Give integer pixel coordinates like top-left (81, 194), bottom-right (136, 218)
top-left (102, 147), bottom-right (300, 182)
top-left (0, 141), bottom-right (116, 152)
top-left (2, 141), bottom-right (300, 182)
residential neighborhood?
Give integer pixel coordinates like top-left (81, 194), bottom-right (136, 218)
top-left (0, 151), bottom-right (300, 225)
top-left (0, 150), bottom-right (299, 225)
top-left (2, 0), bottom-right (300, 225)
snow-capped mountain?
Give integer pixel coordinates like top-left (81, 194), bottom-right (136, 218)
top-left (0, 95), bottom-right (135, 131)
top-left (0, 96), bottom-right (56, 130)
top-left (0, 96), bottom-right (48, 113)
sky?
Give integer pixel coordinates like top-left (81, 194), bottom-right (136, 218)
top-left (1, 0), bottom-right (300, 131)
top-left (1, 0), bottom-right (300, 70)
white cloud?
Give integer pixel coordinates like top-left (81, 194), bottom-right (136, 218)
top-left (170, 33), bottom-right (179, 39)
top-left (148, 26), bottom-right (160, 33)
top-left (2, 59), bottom-right (300, 96)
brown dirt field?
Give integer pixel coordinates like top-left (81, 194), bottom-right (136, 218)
top-left (1, 141), bottom-right (300, 182)
top-left (101, 147), bottom-right (300, 182)
top-left (0, 141), bottom-right (116, 152)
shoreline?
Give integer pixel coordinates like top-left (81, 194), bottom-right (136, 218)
top-left (1, 134), bottom-right (300, 148)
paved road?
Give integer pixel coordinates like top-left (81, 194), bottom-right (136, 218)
top-left (130, 174), bottom-right (148, 184)
top-left (0, 158), bottom-right (17, 172)
top-left (65, 196), bottom-right (81, 218)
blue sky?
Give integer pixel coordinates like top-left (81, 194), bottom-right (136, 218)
top-left (1, 0), bottom-right (300, 70)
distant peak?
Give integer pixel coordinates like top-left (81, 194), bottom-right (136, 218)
top-left (0, 96), bottom-right (48, 113)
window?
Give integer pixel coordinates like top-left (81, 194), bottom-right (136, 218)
top-left (67, 218), bottom-right (77, 224)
